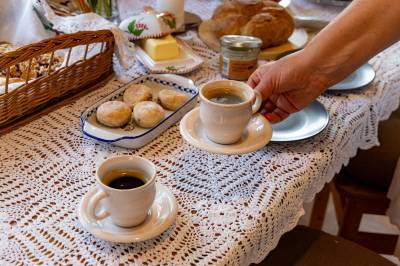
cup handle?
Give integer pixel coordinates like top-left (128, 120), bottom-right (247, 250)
top-left (87, 189), bottom-right (109, 221)
top-left (252, 90), bottom-right (263, 114)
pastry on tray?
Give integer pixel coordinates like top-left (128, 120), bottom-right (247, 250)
top-left (96, 84), bottom-right (188, 130)
top-left (211, 0), bottom-right (294, 48)
top-left (96, 101), bottom-right (132, 128)
top-left (123, 84), bottom-right (153, 107)
top-left (133, 101), bottom-right (165, 128)
top-left (158, 89), bottom-right (188, 111)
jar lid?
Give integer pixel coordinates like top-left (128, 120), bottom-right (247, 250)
top-left (220, 35), bottom-right (263, 48)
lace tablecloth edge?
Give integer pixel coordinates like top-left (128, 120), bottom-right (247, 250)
top-left (250, 86), bottom-right (400, 264)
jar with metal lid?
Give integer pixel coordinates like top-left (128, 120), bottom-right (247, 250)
top-left (219, 35), bottom-right (262, 81)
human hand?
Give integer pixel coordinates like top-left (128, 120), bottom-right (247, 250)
top-left (247, 53), bottom-right (329, 123)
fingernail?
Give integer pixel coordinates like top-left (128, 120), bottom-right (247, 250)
top-left (265, 113), bottom-right (278, 123)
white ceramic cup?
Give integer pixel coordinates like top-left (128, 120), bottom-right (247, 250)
top-left (199, 80), bottom-right (262, 144)
top-left (87, 155), bottom-right (156, 227)
top-left (156, 0), bottom-right (185, 29)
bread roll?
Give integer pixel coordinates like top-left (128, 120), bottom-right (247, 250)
top-left (211, 0), bottom-right (294, 48)
top-left (133, 101), bottom-right (165, 128)
top-left (211, 2), bottom-right (247, 37)
top-left (96, 101), bottom-right (132, 128)
top-left (158, 89), bottom-right (188, 111)
top-left (0, 43), bottom-right (14, 54)
top-left (123, 84), bottom-right (153, 107)
top-left (242, 6), bottom-right (294, 47)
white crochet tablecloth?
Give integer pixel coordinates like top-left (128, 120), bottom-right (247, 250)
top-left (1, 1), bottom-right (400, 265)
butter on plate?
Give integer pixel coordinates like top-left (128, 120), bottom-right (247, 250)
top-left (141, 35), bottom-right (180, 61)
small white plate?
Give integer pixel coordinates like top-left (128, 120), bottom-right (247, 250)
top-left (78, 183), bottom-right (177, 243)
top-left (327, 64), bottom-right (375, 91)
top-left (179, 107), bottom-right (272, 155)
top-left (135, 39), bottom-right (204, 74)
top-left (271, 101), bottom-right (329, 142)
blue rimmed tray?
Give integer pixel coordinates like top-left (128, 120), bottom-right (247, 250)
top-left (81, 74), bottom-right (198, 148)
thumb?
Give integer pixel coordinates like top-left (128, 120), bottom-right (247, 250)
top-left (247, 69), bottom-right (261, 89)
top-left (254, 75), bottom-right (274, 102)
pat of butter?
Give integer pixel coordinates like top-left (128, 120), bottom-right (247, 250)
top-left (141, 35), bottom-right (180, 61)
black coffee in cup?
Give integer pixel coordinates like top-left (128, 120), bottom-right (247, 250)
top-left (206, 88), bottom-right (245, 105)
top-left (104, 170), bottom-right (146, 190)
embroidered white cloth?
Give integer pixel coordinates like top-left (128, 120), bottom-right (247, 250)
top-left (0, 0), bottom-right (54, 45)
top-left (32, 0), bottom-right (136, 69)
top-left (1, 1), bottom-right (400, 265)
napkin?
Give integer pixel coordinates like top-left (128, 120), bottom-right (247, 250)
top-left (0, 0), bottom-right (54, 45)
top-left (32, 0), bottom-right (136, 69)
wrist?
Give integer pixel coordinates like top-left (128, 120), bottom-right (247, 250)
top-left (289, 48), bottom-right (332, 94)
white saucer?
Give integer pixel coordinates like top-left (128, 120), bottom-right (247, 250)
top-left (271, 101), bottom-right (329, 142)
top-left (327, 64), bottom-right (375, 91)
top-left (179, 107), bottom-right (272, 155)
top-left (78, 183), bottom-right (177, 243)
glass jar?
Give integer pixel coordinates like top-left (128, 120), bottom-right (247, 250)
top-left (219, 35), bottom-right (262, 81)
top-left (87, 0), bottom-right (119, 23)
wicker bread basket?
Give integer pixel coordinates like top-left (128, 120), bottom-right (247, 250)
top-left (0, 30), bottom-right (114, 129)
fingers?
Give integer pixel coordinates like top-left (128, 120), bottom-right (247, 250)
top-left (254, 76), bottom-right (274, 101)
top-left (247, 64), bottom-right (274, 101)
top-left (270, 94), bottom-right (299, 114)
top-left (262, 100), bottom-right (276, 113)
top-left (260, 101), bottom-right (289, 123)
top-left (264, 108), bottom-right (290, 123)
top-left (247, 70), bottom-right (260, 89)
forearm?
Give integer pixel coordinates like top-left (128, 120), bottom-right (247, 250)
top-left (299, 0), bottom-right (400, 87)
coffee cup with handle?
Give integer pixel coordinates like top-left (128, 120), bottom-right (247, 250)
top-left (87, 155), bottom-right (156, 227)
top-left (199, 80), bottom-right (263, 144)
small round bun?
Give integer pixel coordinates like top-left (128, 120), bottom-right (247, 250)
top-left (96, 101), bottom-right (132, 128)
top-left (134, 101), bottom-right (165, 128)
top-left (158, 89), bottom-right (188, 111)
top-left (123, 84), bottom-right (153, 107)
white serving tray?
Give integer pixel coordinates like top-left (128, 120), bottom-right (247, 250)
top-left (81, 74), bottom-right (198, 149)
top-left (135, 39), bottom-right (204, 74)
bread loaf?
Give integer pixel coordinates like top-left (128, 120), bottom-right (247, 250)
top-left (211, 0), bottom-right (294, 48)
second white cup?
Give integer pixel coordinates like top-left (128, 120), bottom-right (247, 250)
top-left (87, 155), bottom-right (156, 227)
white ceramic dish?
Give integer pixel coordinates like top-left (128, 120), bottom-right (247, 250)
top-left (81, 74), bottom-right (198, 149)
top-left (271, 101), bottom-right (329, 142)
top-left (135, 39), bottom-right (204, 74)
top-left (327, 64), bottom-right (375, 91)
top-left (179, 107), bottom-right (272, 155)
top-left (78, 183), bottom-right (177, 243)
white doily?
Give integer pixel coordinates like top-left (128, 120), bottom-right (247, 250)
top-left (1, 1), bottom-right (400, 265)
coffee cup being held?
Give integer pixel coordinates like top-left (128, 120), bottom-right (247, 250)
top-left (199, 80), bottom-right (262, 144)
top-left (87, 155), bottom-right (156, 227)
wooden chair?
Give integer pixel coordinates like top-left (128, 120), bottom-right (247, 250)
top-left (310, 111), bottom-right (400, 255)
top-left (257, 225), bottom-right (395, 266)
